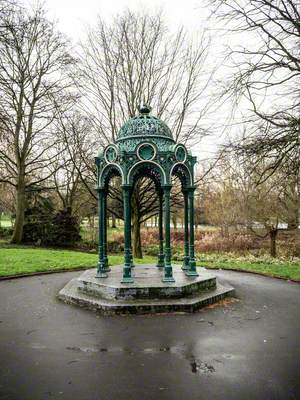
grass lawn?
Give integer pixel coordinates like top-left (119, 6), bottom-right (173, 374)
top-left (0, 214), bottom-right (12, 228)
top-left (0, 243), bottom-right (299, 281)
top-left (0, 246), bottom-right (156, 277)
top-left (198, 254), bottom-right (300, 281)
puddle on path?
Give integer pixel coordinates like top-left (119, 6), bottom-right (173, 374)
top-left (66, 346), bottom-right (98, 353)
top-left (64, 343), bottom-right (217, 374)
top-left (190, 360), bottom-right (215, 374)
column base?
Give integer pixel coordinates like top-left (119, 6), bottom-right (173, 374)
top-left (162, 263), bottom-right (175, 282)
top-left (185, 270), bottom-right (199, 277)
top-left (122, 262), bottom-right (134, 283)
top-left (181, 256), bottom-right (190, 271)
top-left (103, 257), bottom-right (110, 272)
top-left (162, 276), bottom-right (175, 283)
top-left (121, 277), bottom-right (134, 283)
top-left (96, 260), bottom-right (108, 278)
top-left (96, 271), bottom-right (108, 278)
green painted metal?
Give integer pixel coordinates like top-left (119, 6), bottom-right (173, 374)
top-left (117, 107), bottom-right (174, 141)
top-left (157, 190), bottom-right (165, 268)
top-left (186, 187), bottom-right (199, 277)
top-left (129, 188), bottom-right (135, 268)
top-left (162, 185), bottom-right (175, 282)
top-left (95, 105), bottom-right (197, 284)
top-left (122, 185), bottom-right (134, 283)
top-left (138, 143), bottom-right (155, 160)
top-left (96, 189), bottom-right (108, 278)
top-left (103, 193), bottom-right (110, 272)
top-left (182, 189), bottom-right (190, 270)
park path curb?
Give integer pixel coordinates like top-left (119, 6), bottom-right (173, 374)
top-left (0, 266), bottom-right (92, 281)
top-left (204, 265), bottom-right (300, 284)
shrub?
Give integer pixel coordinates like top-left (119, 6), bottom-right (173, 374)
top-left (23, 199), bottom-right (54, 244)
top-left (0, 226), bottom-right (13, 239)
top-left (107, 240), bottom-right (124, 253)
top-left (23, 203), bottom-right (81, 247)
top-left (50, 208), bottom-right (81, 247)
top-left (172, 252), bottom-right (184, 262)
top-left (143, 245), bottom-right (159, 257)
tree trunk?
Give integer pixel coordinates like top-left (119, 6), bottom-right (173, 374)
top-left (269, 228), bottom-right (278, 258)
top-left (132, 210), bottom-right (142, 258)
top-left (11, 181), bottom-right (26, 244)
top-left (224, 225), bottom-right (229, 238)
top-left (287, 209), bottom-right (299, 230)
top-left (172, 214), bottom-right (177, 230)
top-left (112, 214), bottom-right (116, 228)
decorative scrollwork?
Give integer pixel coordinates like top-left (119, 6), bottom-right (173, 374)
top-left (118, 137), bottom-right (173, 152)
top-left (117, 115), bottom-right (173, 140)
top-left (129, 162), bottom-right (164, 187)
top-left (100, 164), bottom-right (122, 188)
top-left (171, 163), bottom-right (192, 187)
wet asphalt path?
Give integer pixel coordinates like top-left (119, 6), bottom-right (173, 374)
top-left (0, 269), bottom-right (299, 400)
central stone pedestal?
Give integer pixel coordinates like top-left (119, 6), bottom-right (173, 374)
top-left (58, 265), bottom-right (234, 315)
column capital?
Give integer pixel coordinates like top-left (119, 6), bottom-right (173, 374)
top-left (187, 186), bottom-right (196, 193)
top-left (162, 184), bottom-right (172, 193)
top-left (121, 184), bottom-right (133, 190)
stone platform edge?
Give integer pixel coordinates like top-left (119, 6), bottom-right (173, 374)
top-left (58, 279), bottom-right (235, 315)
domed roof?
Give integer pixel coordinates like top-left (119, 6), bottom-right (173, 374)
top-left (116, 105), bottom-right (174, 142)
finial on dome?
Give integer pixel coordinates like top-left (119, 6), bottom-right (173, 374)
top-left (138, 104), bottom-right (152, 115)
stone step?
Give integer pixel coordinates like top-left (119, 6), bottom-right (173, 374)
top-left (58, 278), bottom-right (235, 315)
top-left (77, 265), bottom-right (217, 300)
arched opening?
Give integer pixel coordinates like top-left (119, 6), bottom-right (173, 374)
top-left (97, 165), bottom-right (123, 274)
top-left (170, 163), bottom-right (196, 273)
top-left (129, 161), bottom-right (163, 259)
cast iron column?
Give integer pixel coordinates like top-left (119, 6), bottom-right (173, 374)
top-left (102, 191), bottom-right (110, 272)
top-left (157, 189), bottom-right (165, 268)
top-left (162, 185), bottom-right (175, 282)
top-left (122, 185), bottom-right (134, 283)
top-left (186, 187), bottom-right (198, 276)
top-left (182, 189), bottom-right (190, 270)
top-left (96, 188), bottom-right (107, 278)
top-left (129, 188), bottom-right (135, 268)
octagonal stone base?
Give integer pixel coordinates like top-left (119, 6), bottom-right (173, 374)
top-left (58, 265), bottom-right (235, 315)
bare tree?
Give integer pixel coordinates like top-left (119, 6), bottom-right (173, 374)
top-left (76, 10), bottom-right (213, 146)
top-left (51, 110), bottom-right (96, 219)
top-left (202, 150), bottom-right (299, 257)
top-left (0, 4), bottom-right (74, 242)
top-left (207, 0), bottom-right (300, 177)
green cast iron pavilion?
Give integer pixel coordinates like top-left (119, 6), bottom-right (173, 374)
top-left (95, 105), bottom-right (198, 283)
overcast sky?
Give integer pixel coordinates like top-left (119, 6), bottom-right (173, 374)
top-left (21, 0), bottom-right (231, 161)
top-left (44, 0), bottom-right (209, 39)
